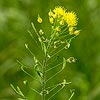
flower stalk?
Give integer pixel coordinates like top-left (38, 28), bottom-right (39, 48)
top-left (11, 6), bottom-right (80, 100)
top-left (42, 59), bottom-right (47, 100)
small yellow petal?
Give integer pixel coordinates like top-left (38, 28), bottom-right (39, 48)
top-left (60, 20), bottom-right (64, 25)
top-left (56, 27), bottom-right (60, 32)
top-left (48, 10), bottom-right (54, 17)
top-left (49, 17), bottom-right (54, 24)
top-left (52, 14), bottom-right (56, 18)
top-left (74, 30), bottom-right (80, 35)
top-left (69, 27), bottom-right (74, 35)
top-left (37, 16), bottom-right (42, 23)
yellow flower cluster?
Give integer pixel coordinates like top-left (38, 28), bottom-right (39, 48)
top-left (48, 6), bottom-right (78, 27)
top-left (48, 6), bottom-right (80, 35)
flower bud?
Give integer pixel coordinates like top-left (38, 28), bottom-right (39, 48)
top-left (37, 15), bottom-right (42, 23)
top-left (74, 30), bottom-right (80, 36)
top-left (49, 17), bottom-right (54, 24)
top-left (56, 27), bottom-right (60, 32)
top-left (60, 20), bottom-right (64, 25)
top-left (48, 10), bottom-right (54, 17)
top-left (69, 27), bottom-right (74, 35)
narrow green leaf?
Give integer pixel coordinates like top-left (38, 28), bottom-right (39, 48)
top-left (47, 85), bottom-right (64, 100)
top-left (18, 98), bottom-right (26, 100)
top-left (68, 90), bottom-right (75, 100)
top-left (29, 87), bottom-right (41, 95)
top-left (24, 43), bottom-right (43, 68)
top-left (42, 42), bottom-right (47, 55)
top-left (10, 84), bottom-right (26, 98)
top-left (10, 84), bottom-right (18, 94)
top-left (17, 86), bottom-right (25, 97)
top-left (62, 58), bottom-right (66, 70)
top-left (31, 22), bottom-right (39, 37)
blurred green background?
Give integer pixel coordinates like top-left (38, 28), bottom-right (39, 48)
top-left (0, 0), bottom-right (100, 100)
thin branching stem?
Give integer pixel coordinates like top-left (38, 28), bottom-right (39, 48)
top-left (31, 22), bottom-right (40, 38)
top-left (46, 62), bottom-right (62, 72)
top-left (46, 68), bottom-right (63, 83)
top-left (29, 87), bottom-right (41, 96)
top-left (28, 30), bottom-right (40, 48)
top-left (68, 91), bottom-right (75, 100)
top-left (48, 84), bottom-right (60, 93)
top-left (42, 59), bottom-right (46, 100)
top-left (46, 56), bottom-right (58, 67)
top-left (47, 86), bottom-right (64, 100)
top-left (48, 47), bottom-right (65, 61)
top-left (25, 44), bottom-right (43, 68)
top-left (17, 60), bottom-right (42, 84)
top-left (46, 83), bottom-right (60, 89)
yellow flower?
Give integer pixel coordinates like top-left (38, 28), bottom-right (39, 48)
top-left (69, 27), bottom-right (74, 35)
top-left (56, 27), bottom-right (60, 32)
top-left (48, 6), bottom-right (80, 35)
top-left (37, 15), bottom-right (42, 23)
top-left (49, 17), bottom-right (54, 24)
top-left (53, 6), bottom-right (66, 18)
top-left (74, 30), bottom-right (80, 35)
top-left (48, 10), bottom-right (54, 17)
top-left (52, 14), bottom-right (56, 18)
top-left (65, 12), bottom-right (78, 27)
top-left (60, 20), bottom-right (64, 25)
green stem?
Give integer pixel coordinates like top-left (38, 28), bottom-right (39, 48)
top-left (42, 53), bottom-right (48, 100)
top-left (47, 86), bottom-right (64, 100)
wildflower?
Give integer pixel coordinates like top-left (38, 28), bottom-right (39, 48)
top-left (65, 12), bottom-right (78, 27)
top-left (74, 30), bottom-right (80, 36)
top-left (55, 26), bottom-right (60, 32)
top-left (52, 14), bottom-right (56, 18)
top-left (48, 6), bottom-right (80, 36)
top-left (49, 17), bottom-right (54, 24)
top-left (53, 6), bottom-right (66, 18)
top-left (60, 20), bottom-right (64, 25)
top-left (69, 27), bottom-right (74, 35)
top-left (48, 10), bottom-right (54, 17)
top-left (50, 6), bottom-right (78, 28)
top-left (37, 15), bottom-right (42, 23)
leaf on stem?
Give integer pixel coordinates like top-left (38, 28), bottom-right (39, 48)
top-left (17, 86), bottom-right (25, 97)
top-left (10, 84), bottom-right (25, 98)
top-left (62, 58), bottom-right (66, 70)
top-left (68, 89), bottom-right (75, 100)
top-left (41, 42), bottom-right (47, 55)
